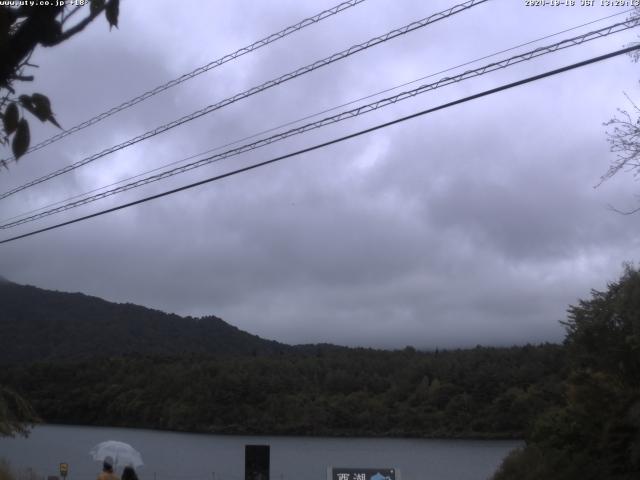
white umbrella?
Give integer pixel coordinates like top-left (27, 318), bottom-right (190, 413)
top-left (90, 441), bottom-right (144, 468)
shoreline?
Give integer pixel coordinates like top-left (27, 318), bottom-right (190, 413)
top-left (22, 422), bottom-right (525, 442)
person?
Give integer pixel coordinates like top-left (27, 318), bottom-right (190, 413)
top-left (97, 457), bottom-right (120, 480)
top-left (121, 466), bottom-right (139, 480)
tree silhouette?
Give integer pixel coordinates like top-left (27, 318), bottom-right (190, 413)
top-left (0, 0), bottom-right (120, 436)
top-left (0, 386), bottom-right (39, 437)
top-left (0, 0), bottom-right (120, 166)
top-left (493, 265), bottom-right (640, 480)
top-left (600, 7), bottom-right (640, 212)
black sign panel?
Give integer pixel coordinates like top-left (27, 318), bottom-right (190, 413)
top-left (331, 468), bottom-right (396, 480)
top-left (245, 445), bottom-right (270, 480)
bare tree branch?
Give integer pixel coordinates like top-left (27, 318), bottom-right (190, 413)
top-left (600, 96), bottom-right (640, 186)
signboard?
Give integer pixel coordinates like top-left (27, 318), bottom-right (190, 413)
top-left (329, 468), bottom-right (397, 480)
top-left (245, 445), bottom-right (269, 480)
top-left (59, 464), bottom-right (68, 478)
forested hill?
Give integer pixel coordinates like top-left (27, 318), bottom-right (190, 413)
top-left (0, 279), bottom-right (289, 363)
top-left (0, 344), bottom-right (566, 438)
top-left (0, 277), bottom-right (569, 439)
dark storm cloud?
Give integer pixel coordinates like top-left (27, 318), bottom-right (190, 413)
top-left (2, 0), bottom-right (639, 348)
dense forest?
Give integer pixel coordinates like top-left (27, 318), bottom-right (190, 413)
top-left (0, 278), bottom-right (565, 439)
top-left (2, 269), bottom-right (640, 478)
top-left (493, 266), bottom-right (640, 479)
top-left (0, 344), bottom-right (564, 438)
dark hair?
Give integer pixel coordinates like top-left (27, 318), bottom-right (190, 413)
top-left (122, 467), bottom-right (138, 480)
top-left (103, 458), bottom-right (113, 472)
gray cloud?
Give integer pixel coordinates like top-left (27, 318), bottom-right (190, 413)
top-left (2, 0), bottom-right (639, 349)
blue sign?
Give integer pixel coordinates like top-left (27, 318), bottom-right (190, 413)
top-left (331, 468), bottom-right (396, 480)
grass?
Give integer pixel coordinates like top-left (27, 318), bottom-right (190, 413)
top-left (0, 460), bottom-right (43, 480)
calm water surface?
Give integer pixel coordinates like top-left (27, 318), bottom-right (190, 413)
top-left (0, 425), bottom-right (520, 480)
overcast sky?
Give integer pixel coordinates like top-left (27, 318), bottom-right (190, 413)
top-left (1, 0), bottom-right (639, 349)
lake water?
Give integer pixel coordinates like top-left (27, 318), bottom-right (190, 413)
top-left (0, 425), bottom-right (520, 480)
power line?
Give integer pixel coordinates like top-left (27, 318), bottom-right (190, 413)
top-left (4, 8), bottom-right (629, 227)
top-left (0, 0), bottom-right (488, 201)
top-left (0, 0), bottom-right (368, 164)
top-left (1, 44), bottom-right (638, 246)
top-left (6, 7), bottom-right (631, 224)
top-left (3, 17), bottom-right (637, 230)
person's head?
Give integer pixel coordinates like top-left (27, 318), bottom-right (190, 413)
top-left (122, 466), bottom-right (138, 480)
top-left (103, 457), bottom-right (114, 473)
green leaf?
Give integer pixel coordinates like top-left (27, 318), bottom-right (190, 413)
top-left (18, 93), bottom-right (62, 128)
top-left (3, 103), bottom-right (18, 135)
top-left (18, 94), bottom-right (35, 117)
top-left (105, 0), bottom-right (119, 29)
top-left (90, 0), bottom-right (106, 16)
top-left (48, 114), bottom-right (62, 130)
top-left (0, 7), bottom-right (17, 31)
top-left (12, 118), bottom-right (30, 160)
top-left (29, 93), bottom-right (53, 122)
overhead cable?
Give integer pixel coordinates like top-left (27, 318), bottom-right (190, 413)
top-left (2, 18), bottom-right (637, 229)
top-left (0, 0), bottom-right (488, 201)
top-left (1, 44), bottom-right (638, 245)
top-left (0, 0), bottom-right (368, 164)
top-left (4, 7), bottom-right (629, 226)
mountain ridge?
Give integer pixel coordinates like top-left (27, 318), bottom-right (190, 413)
top-left (0, 280), bottom-right (291, 364)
